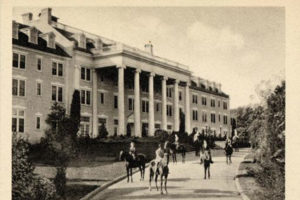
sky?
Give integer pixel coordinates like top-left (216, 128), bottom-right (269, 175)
top-left (13, 7), bottom-right (285, 108)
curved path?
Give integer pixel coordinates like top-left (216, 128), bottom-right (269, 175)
top-left (90, 149), bottom-right (249, 200)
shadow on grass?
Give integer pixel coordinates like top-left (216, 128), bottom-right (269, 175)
top-left (65, 184), bottom-right (98, 200)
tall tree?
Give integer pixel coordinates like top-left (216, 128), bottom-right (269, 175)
top-left (69, 90), bottom-right (81, 142)
top-left (179, 110), bottom-right (185, 134)
top-left (45, 102), bottom-right (75, 199)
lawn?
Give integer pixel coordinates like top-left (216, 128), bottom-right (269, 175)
top-left (65, 184), bottom-right (99, 200)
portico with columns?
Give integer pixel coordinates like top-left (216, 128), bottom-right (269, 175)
top-left (91, 46), bottom-right (191, 137)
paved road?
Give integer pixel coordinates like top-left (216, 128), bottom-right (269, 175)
top-left (90, 148), bottom-right (249, 200)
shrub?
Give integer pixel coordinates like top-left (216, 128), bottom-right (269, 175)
top-left (12, 132), bottom-right (57, 200)
top-left (98, 123), bottom-right (109, 138)
top-left (54, 167), bottom-right (67, 198)
top-left (154, 129), bottom-right (169, 142)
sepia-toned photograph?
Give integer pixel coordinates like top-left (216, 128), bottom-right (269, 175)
top-left (8, 5), bottom-right (286, 200)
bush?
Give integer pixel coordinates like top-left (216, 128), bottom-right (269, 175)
top-left (154, 129), bottom-right (169, 142)
top-left (54, 167), bottom-right (67, 198)
top-left (12, 132), bottom-right (57, 200)
top-left (98, 123), bottom-right (109, 138)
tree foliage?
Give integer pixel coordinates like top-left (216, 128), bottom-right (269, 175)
top-left (69, 90), bottom-right (81, 142)
top-left (44, 102), bottom-right (76, 199)
top-left (12, 132), bottom-right (57, 200)
top-left (235, 81), bottom-right (285, 199)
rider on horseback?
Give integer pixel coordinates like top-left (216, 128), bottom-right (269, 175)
top-left (155, 143), bottom-right (167, 174)
top-left (129, 141), bottom-right (137, 160)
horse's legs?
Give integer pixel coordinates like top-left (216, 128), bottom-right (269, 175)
top-left (229, 155), bottom-right (232, 164)
top-left (160, 175), bottom-right (163, 194)
top-left (143, 165), bottom-right (145, 180)
top-left (164, 173), bottom-right (168, 193)
top-left (155, 174), bottom-right (159, 191)
top-left (149, 168), bottom-right (153, 191)
top-left (127, 167), bottom-right (129, 182)
top-left (130, 168), bottom-right (133, 182)
top-left (208, 166), bottom-right (210, 179)
top-left (139, 166), bottom-right (142, 181)
top-left (204, 166), bottom-right (207, 179)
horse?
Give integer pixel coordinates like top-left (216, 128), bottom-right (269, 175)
top-left (200, 148), bottom-right (211, 179)
top-left (169, 143), bottom-right (186, 163)
top-left (119, 151), bottom-right (146, 182)
top-left (149, 160), bottom-right (169, 194)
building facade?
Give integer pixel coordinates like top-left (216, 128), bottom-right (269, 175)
top-left (12, 8), bottom-right (231, 143)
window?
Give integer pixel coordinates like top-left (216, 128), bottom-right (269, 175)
top-left (141, 85), bottom-right (148, 93)
top-left (211, 113), bottom-right (216, 123)
top-left (202, 113), bottom-right (207, 122)
top-left (12, 79), bottom-right (25, 97)
top-left (36, 116), bottom-right (41, 130)
top-left (52, 61), bottom-right (63, 76)
top-left (12, 108), bottom-right (25, 133)
top-left (155, 123), bottom-right (160, 129)
top-left (223, 102), bottom-right (228, 110)
top-left (114, 119), bottom-right (118, 125)
top-left (80, 116), bottom-right (90, 136)
top-left (81, 67), bottom-right (91, 81)
top-left (192, 94), bottom-right (198, 104)
top-left (128, 98), bottom-right (134, 111)
top-left (167, 125), bottom-right (172, 130)
top-left (37, 57), bottom-right (42, 71)
top-left (114, 95), bottom-right (118, 109)
top-left (100, 93), bottom-right (104, 104)
top-left (51, 85), bottom-right (63, 102)
top-left (192, 110), bottom-right (198, 121)
top-left (219, 114), bottom-right (221, 122)
top-left (167, 105), bottom-right (173, 117)
top-left (36, 82), bottom-right (42, 96)
top-left (167, 87), bottom-right (172, 98)
top-left (223, 115), bottom-right (228, 124)
top-left (128, 81), bottom-right (134, 89)
top-left (142, 100), bottom-right (149, 113)
top-left (80, 90), bottom-right (91, 105)
top-left (179, 91), bottom-right (182, 101)
top-left (202, 97), bottom-right (207, 105)
top-left (114, 127), bottom-right (118, 136)
top-left (218, 101), bottom-right (220, 107)
top-left (12, 53), bottom-right (26, 69)
top-left (211, 99), bottom-right (215, 107)
top-left (156, 103), bottom-right (160, 112)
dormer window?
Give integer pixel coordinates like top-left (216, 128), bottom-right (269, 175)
top-left (40, 32), bottom-right (55, 48)
top-left (28, 27), bottom-right (38, 44)
top-left (77, 33), bottom-right (86, 49)
top-left (95, 38), bottom-right (102, 50)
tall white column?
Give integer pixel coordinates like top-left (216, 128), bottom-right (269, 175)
top-left (174, 79), bottom-right (179, 132)
top-left (148, 72), bottom-right (155, 136)
top-left (92, 69), bottom-right (98, 138)
top-left (134, 68), bottom-right (141, 137)
top-left (117, 65), bottom-right (125, 135)
top-left (161, 76), bottom-right (167, 131)
top-left (185, 82), bottom-right (191, 134)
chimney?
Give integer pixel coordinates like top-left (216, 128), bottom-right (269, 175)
top-left (22, 13), bottom-right (33, 24)
top-left (218, 83), bottom-right (222, 92)
top-left (39, 8), bottom-right (52, 24)
top-left (40, 32), bottom-right (56, 48)
top-left (12, 21), bottom-right (19, 39)
top-left (144, 41), bottom-right (153, 55)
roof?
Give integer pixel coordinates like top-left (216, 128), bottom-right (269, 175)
top-left (190, 85), bottom-right (229, 98)
top-left (13, 23), bottom-right (71, 58)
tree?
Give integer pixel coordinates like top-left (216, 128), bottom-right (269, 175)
top-left (69, 90), bottom-right (81, 142)
top-left (12, 132), bottom-right (57, 200)
top-left (179, 110), bottom-right (185, 134)
top-left (45, 102), bottom-right (75, 199)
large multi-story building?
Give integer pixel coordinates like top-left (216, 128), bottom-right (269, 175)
top-left (12, 8), bottom-right (231, 143)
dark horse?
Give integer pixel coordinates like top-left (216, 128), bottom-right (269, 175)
top-left (149, 160), bottom-right (169, 194)
top-left (119, 151), bottom-right (146, 182)
top-left (169, 143), bottom-right (186, 163)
